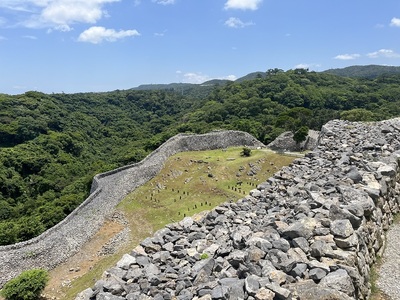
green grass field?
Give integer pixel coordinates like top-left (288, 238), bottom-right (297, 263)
top-left (119, 147), bottom-right (295, 230)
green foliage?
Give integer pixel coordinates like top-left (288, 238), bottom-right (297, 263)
top-left (340, 108), bottom-right (377, 122)
top-left (240, 147), bottom-right (252, 157)
top-left (0, 269), bottom-right (49, 300)
top-left (293, 126), bottom-right (309, 144)
top-left (200, 253), bottom-right (209, 259)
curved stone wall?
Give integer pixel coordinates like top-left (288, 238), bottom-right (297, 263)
top-left (77, 118), bottom-right (400, 300)
top-left (0, 130), bottom-right (264, 287)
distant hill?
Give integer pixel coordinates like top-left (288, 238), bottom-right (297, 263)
top-left (201, 79), bottom-right (232, 86)
top-left (235, 71), bottom-right (267, 82)
top-left (323, 65), bottom-right (400, 79)
top-left (132, 65), bottom-right (400, 92)
top-left (133, 82), bottom-right (196, 91)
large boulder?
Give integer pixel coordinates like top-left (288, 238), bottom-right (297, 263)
top-left (267, 130), bottom-right (319, 152)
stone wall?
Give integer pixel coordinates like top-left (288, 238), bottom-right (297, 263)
top-left (77, 118), bottom-right (400, 300)
top-left (0, 130), bottom-right (264, 287)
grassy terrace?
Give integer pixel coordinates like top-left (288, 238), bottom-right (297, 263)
top-left (49, 147), bottom-right (296, 300)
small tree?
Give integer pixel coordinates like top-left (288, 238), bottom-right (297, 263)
top-left (293, 126), bottom-right (309, 144)
top-left (241, 147), bottom-right (252, 157)
top-left (1, 269), bottom-right (49, 300)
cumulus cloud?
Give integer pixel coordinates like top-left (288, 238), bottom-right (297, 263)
top-left (1, 0), bottom-right (120, 31)
top-left (390, 17), bottom-right (400, 27)
top-left (78, 26), bottom-right (140, 44)
top-left (334, 53), bottom-right (361, 60)
top-left (367, 49), bottom-right (400, 58)
top-left (224, 0), bottom-right (263, 10)
top-left (224, 17), bottom-right (254, 28)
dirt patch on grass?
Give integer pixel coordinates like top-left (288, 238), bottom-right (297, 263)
top-left (42, 218), bottom-right (126, 299)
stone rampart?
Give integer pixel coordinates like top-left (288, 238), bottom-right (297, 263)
top-left (77, 118), bottom-right (400, 300)
top-left (0, 130), bottom-right (264, 287)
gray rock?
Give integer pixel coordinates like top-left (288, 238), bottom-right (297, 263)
top-left (254, 287), bottom-right (275, 300)
top-left (320, 269), bottom-right (355, 296)
top-left (211, 285), bottom-right (225, 299)
top-left (272, 238), bottom-right (290, 252)
top-left (265, 283), bottom-right (291, 300)
top-left (248, 247), bottom-right (266, 262)
top-left (329, 205), bottom-right (361, 229)
top-left (285, 279), bottom-right (355, 300)
top-left (193, 258), bottom-right (215, 276)
top-left (245, 275), bottom-right (260, 295)
top-left (220, 278), bottom-right (245, 300)
top-left (330, 219), bottom-right (354, 238)
top-left (96, 292), bottom-right (125, 300)
top-left (283, 218), bottom-right (317, 240)
top-left (75, 288), bottom-right (94, 300)
top-left (346, 167), bottom-right (362, 183)
top-left (292, 237), bottom-right (310, 254)
top-left (310, 240), bottom-right (333, 258)
top-left (116, 254), bottom-right (136, 270)
top-left (334, 233), bottom-right (358, 249)
top-left (227, 250), bottom-right (247, 268)
top-left (290, 263), bottom-right (308, 278)
top-left (377, 164), bottom-right (396, 177)
top-left (309, 267), bottom-right (328, 281)
top-left (177, 289), bottom-right (193, 300)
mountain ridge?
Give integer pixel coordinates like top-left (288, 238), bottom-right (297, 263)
top-left (132, 64), bottom-right (400, 91)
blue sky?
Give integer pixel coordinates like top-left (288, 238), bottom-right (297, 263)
top-left (0, 0), bottom-right (400, 94)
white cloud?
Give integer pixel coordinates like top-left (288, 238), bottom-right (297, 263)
top-left (390, 17), bottom-right (400, 27)
top-left (334, 53), bottom-right (361, 60)
top-left (78, 26), bottom-right (140, 44)
top-left (181, 72), bottom-right (237, 84)
top-left (1, 0), bottom-right (120, 30)
top-left (0, 36), bottom-right (6, 41)
top-left (223, 74), bottom-right (237, 81)
top-left (294, 64), bottom-right (310, 69)
top-left (23, 35), bottom-right (38, 39)
top-left (367, 49), bottom-right (400, 58)
top-left (183, 72), bottom-right (210, 84)
top-left (294, 63), bottom-right (321, 70)
top-left (224, 0), bottom-right (263, 10)
top-left (224, 17), bottom-right (254, 28)
top-left (153, 0), bottom-right (175, 5)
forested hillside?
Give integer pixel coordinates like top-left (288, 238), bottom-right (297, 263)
top-left (1, 68), bottom-right (400, 245)
top-left (324, 64), bottom-right (400, 79)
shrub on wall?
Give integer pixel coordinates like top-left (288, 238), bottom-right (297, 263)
top-left (0, 269), bottom-right (49, 300)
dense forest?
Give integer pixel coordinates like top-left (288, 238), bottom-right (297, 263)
top-left (1, 67), bottom-right (400, 245)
